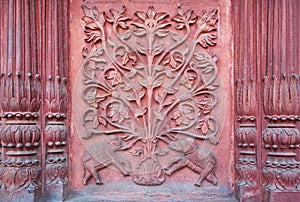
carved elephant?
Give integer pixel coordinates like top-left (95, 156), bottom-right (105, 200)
top-left (164, 137), bottom-right (218, 187)
top-left (82, 135), bottom-right (131, 185)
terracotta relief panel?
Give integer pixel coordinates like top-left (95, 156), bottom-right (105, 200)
top-left (70, 0), bottom-right (233, 198)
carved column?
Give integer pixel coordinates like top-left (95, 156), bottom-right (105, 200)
top-left (0, 0), bottom-right (3, 190)
top-left (234, 0), bottom-right (300, 200)
top-left (233, 0), bottom-right (262, 201)
top-left (0, 0), bottom-right (42, 200)
top-left (42, 0), bottom-right (69, 200)
top-left (0, 0), bottom-right (69, 200)
top-left (262, 0), bottom-right (300, 196)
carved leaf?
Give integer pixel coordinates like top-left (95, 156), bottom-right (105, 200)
top-left (154, 108), bottom-right (164, 120)
top-left (139, 88), bottom-right (146, 99)
top-left (153, 77), bottom-right (164, 89)
top-left (155, 148), bottom-right (169, 156)
top-left (98, 115), bottom-right (107, 127)
top-left (197, 33), bottom-right (217, 48)
top-left (180, 72), bottom-right (196, 89)
top-left (84, 88), bottom-right (98, 108)
top-left (133, 28), bottom-right (147, 36)
top-left (121, 84), bottom-right (133, 91)
top-left (153, 45), bottom-right (164, 56)
top-left (135, 107), bottom-right (147, 118)
top-left (82, 6), bottom-right (105, 45)
top-left (172, 110), bottom-right (182, 125)
top-left (165, 87), bottom-right (177, 94)
top-left (126, 94), bottom-right (136, 101)
top-left (135, 11), bottom-right (147, 21)
top-left (10, 98), bottom-right (19, 112)
top-left (131, 147), bottom-right (143, 156)
top-left (107, 104), bottom-right (129, 124)
top-left (106, 70), bottom-right (122, 86)
top-left (30, 98), bottom-right (40, 112)
top-left (82, 47), bottom-right (89, 58)
top-left (137, 42), bottom-right (147, 55)
top-left (20, 98), bottom-right (28, 112)
top-left (197, 119), bottom-right (214, 135)
top-left (197, 98), bottom-right (214, 114)
top-left (206, 84), bottom-right (219, 90)
top-left (154, 91), bottom-right (163, 104)
top-left (1, 98), bottom-right (9, 112)
top-left (155, 30), bottom-right (169, 38)
top-left (163, 96), bottom-right (175, 107)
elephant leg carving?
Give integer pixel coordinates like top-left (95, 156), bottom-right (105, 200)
top-left (194, 161), bottom-right (215, 187)
top-left (83, 159), bottom-right (103, 185)
top-left (111, 156), bottom-right (130, 176)
top-left (206, 172), bottom-right (218, 186)
top-left (117, 155), bottom-right (131, 175)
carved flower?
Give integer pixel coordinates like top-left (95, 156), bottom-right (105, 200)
top-left (171, 105), bottom-right (194, 126)
top-left (197, 118), bottom-right (214, 135)
top-left (84, 109), bottom-right (107, 129)
top-left (172, 110), bottom-right (183, 126)
top-left (196, 9), bottom-right (219, 48)
top-left (84, 88), bottom-right (107, 108)
top-left (107, 6), bottom-right (130, 29)
top-left (106, 70), bottom-right (122, 86)
top-left (198, 9), bottom-right (218, 30)
top-left (163, 54), bottom-right (183, 69)
top-left (132, 6), bottom-right (170, 36)
top-left (116, 48), bottom-right (137, 65)
top-left (173, 7), bottom-right (197, 30)
top-left (197, 97), bottom-right (214, 114)
top-left (82, 5), bottom-right (106, 44)
top-left (107, 103), bottom-right (129, 124)
top-left (180, 71), bottom-right (196, 89)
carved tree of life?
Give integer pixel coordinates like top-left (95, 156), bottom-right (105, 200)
top-left (80, 5), bottom-right (221, 186)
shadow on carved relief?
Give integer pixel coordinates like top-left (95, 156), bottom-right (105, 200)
top-left (75, 4), bottom-right (225, 187)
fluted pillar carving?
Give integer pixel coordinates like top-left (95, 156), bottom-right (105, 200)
top-left (233, 0), bottom-right (261, 200)
top-left (42, 1), bottom-right (69, 200)
top-left (0, 0), bottom-right (69, 201)
top-left (0, 1), bottom-right (42, 199)
top-left (261, 0), bottom-right (300, 193)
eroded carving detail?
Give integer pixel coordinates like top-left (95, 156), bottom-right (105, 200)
top-left (235, 78), bottom-right (257, 186)
top-left (262, 74), bottom-right (300, 192)
top-left (80, 5), bottom-right (221, 186)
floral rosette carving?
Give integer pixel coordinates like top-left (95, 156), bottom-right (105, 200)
top-left (79, 5), bottom-right (223, 186)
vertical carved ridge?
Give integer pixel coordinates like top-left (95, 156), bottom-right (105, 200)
top-left (235, 78), bottom-right (257, 187)
top-left (0, 0), bottom-right (4, 189)
top-left (43, 0), bottom-right (69, 200)
top-left (262, 74), bottom-right (300, 192)
top-left (0, 1), bottom-right (42, 196)
top-left (262, 0), bottom-right (300, 193)
top-left (234, 0), bottom-right (259, 192)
